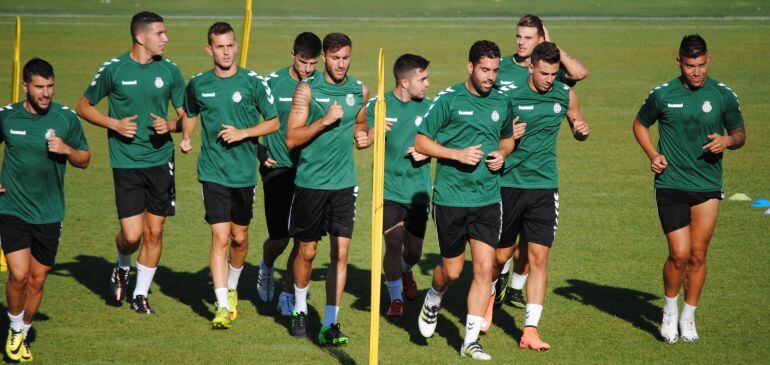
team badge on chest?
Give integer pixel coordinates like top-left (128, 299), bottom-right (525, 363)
top-left (491, 110), bottom-right (500, 122)
top-left (232, 91), bottom-right (242, 103)
top-left (702, 100), bottom-right (712, 113)
top-left (346, 93), bottom-right (355, 106)
top-left (154, 77), bottom-right (164, 88)
top-left (553, 103), bottom-right (562, 114)
top-left (415, 116), bottom-right (423, 127)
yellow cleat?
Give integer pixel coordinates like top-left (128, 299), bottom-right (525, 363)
top-left (19, 340), bottom-right (32, 362)
top-left (228, 289), bottom-right (239, 320)
top-left (211, 307), bottom-right (232, 329)
top-left (5, 329), bottom-right (23, 361)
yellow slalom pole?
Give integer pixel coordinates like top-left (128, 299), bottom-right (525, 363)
top-left (1, 16), bottom-right (21, 272)
top-left (368, 48), bottom-right (386, 365)
top-left (238, 0), bottom-right (252, 68)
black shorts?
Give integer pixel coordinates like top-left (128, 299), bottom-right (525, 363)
top-left (288, 186), bottom-right (358, 242)
top-left (0, 214), bottom-right (62, 267)
top-left (383, 200), bottom-right (429, 239)
top-left (499, 188), bottom-right (559, 248)
top-left (655, 188), bottom-right (723, 234)
top-left (260, 166), bottom-right (296, 240)
top-left (432, 203), bottom-right (502, 258)
top-left (112, 161), bottom-right (176, 219)
top-left (201, 182), bottom-right (255, 226)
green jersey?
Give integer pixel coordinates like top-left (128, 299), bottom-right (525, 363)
top-left (637, 77), bottom-right (744, 192)
top-left (83, 52), bottom-right (185, 169)
top-left (294, 74), bottom-right (365, 190)
top-left (0, 102), bottom-right (89, 224)
top-left (495, 54), bottom-right (573, 89)
top-left (366, 91), bottom-right (432, 205)
top-left (417, 82), bottom-right (514, 207)
top-left (263, 67), bottom-right (321, 169)
top-left (501, 80), bottom-right (571, 189)
top-left (184, 67), bottom-right (278, 188)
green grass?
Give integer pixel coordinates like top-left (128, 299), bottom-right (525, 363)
top-left (0, 3), bottom-right (769, 365)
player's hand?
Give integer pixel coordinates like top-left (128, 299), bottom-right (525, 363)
top-left (572, 119), bottom-right (590, 139)
top-left (0, 182), bottom-right (6, 193)
top-left (486, 150), bottom-right (505, 171)
top-left (218, 124), bottom-right (247, 143)
top-left (513, 117), bottom-right (526, 139)
top-left (406, 146), bottom-right (429, 162)
top-left (113, 115), bottom-right (138, 139)
top-left (355, 130), bottom-right (370, 148)
top-left (179, 138), bottom-right (192, 154)
top-left (453, 144), bottom-right (484, 166)
top-left (150, 113), bottom-right (169, 134)
top-left (385, 121), bottom-right (393, 132)
top-left (47, 130), bottom-right (73, 155)
top-left (650, 153), bottom-right (668, 174)
top-left (264, 157), bottom-right (277, 168)
top-left (322, 101), bottom-right (344, 126)
top-left (703, 133), bottom-right (732, 154)
top-left (543, 24), bottom-right (552, 42)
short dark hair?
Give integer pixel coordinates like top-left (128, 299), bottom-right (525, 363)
top-left (323, 33), bottom-right (352, 53)
top-left (393, 54), bottom-right (430, 81)
top-left (130, 11), bottom-right (164, 44)
top-left (23, 57), bottom-right (54, 83)
top-left (531, 42), bottom-right (561, 66)
top-left (468, 40), bottom-right (500, 65)
top-left (207, 22), bottom-right (234, 45)
top-left (517, 14), bottom-right (545, 38)
top-left (293, 32), bottom-right (322, 58)
top-left (679, 34), bottom-right (708, 59)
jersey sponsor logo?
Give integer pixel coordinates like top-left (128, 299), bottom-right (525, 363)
top-left (702, 100), bottom-right (712, 113)
top-left (346, 93), bottom-right (355, 106)
top-left (154, 77), bottom-right (164, 88)
top-left (201, 92), bottom-right (215, 98)
top-left (458, 110), bottom-right (474, 116)
top-left (518, 105), bottom-right (534, 110)
top-left (667, 103), bottom-right (684, 108)
top-left (491, 110), bottom-right (500, 122)
top-left (121, 80), bottom-right (138, 86)
top-left (315, 97), bottom-right (330, 103)
top-left (279, 97), bottom-right (293, 102)
top-left (232, 91), bottom-right (242, 103)
top-left (385, 117), bottom-right (398, 122)
top-left (10, 129), bottom-right (26, 135)
top-left (415, 116), bottom-right (423, 127)
top-left (553, 103), bottom-right (562, 114)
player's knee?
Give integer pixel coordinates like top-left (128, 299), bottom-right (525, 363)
top-left (9, 271), bottom-right (29, 287)
top-left (688, 254), bottom-right (706, 271)
top-left (528, 254), bottom-right (548, 270)
top-left (331, 246), bottom-right (349, 264)
top-left (122, 230), bottom-right (143, 246)
top-left (442, 266), bottom-right (462, 282)
top-left (669, 252), bottom-right (690, 269)
top-left (146, 225), bottom-right (164, 241)
top-left (299, 245), bottom-right (317, 262)
top-left (230, 231), bottom-right (249, 248)
top-left (27, 274), bottom-right (46, 293)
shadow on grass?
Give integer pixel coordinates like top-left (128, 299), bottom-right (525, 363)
top-left (552, 279), bottom-right (661, 338)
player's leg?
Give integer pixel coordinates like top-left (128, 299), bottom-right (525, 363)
top-left (22, 256), bottom-right (53, 342)
top-left (383, 223), bottom-right (406, 316)
top-left (679, 198), bottom-right (719, 341)
top-left (507, 239), bottom-right (530, 307)
top-left (498, 188), bottom-right (528, 307)
top-left (401, 204), bottom-right (428, 302)
top-left (111, 168), bottom-right (147, 303)
top-left (225, 187), bottom-right (255, 320)
top-left (259, 167), bottom-right (295, 304)
top-left (20, 220), bottom-right (62, 348)
top-left (461, 238), bottom-right (496, 360)
top-left (4, 248), bottom-right (31, 362)
top-left (277, 240), bottom-right (299, 316)
top-left (292, 240), bottom-right (317, 337)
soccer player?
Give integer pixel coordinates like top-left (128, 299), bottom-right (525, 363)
top-left (1, 58), bottom-right (90, 362)
top-left (285, 32), bottom-right (368, 345)
top-left (632, 35), bottom-right (745, 343)
top-left (76, 11), bottom-right (186, 314)
top-left (496, 13), bottom-right (590, 309)
top-left (256, 32), bottom-right (323, 317)
top-left (364, 54), bottom-right (432, 317)
top-left (179, 22), bottom-right (279, 329)
top-left (494, 42), bottom-right (590, 350)
top-left (414, 40), bottom-right (515, 361)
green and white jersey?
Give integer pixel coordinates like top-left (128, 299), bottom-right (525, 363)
top-left (501, 80), bottom-right (571, 189)
top-left (417, 82), bottom-right (514, 207)
top-left (637, 77), bottom-right (744, 192)
top-left (83, 52), bottom-right (185, 169)
top-left (263, 66), bottom-right (321, 169)
top-left (0, 102), bottom-right (89, 224)
top-left (184, 67), bottom-right (278, 188)
top-left (294, 74), bottom-right (365, 190)
top-left (495, 54), bottom-right (573, 89)
top-left (366, 91), bottom-right (432, 205)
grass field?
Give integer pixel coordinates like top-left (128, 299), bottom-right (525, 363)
top-left (0, 1), bottom-right (769, 364)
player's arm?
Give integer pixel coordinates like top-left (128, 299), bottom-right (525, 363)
top-left (486, 114), bottom-right (518, 171)
top-left (76, 96), bottom-right (138, 139)
top-left (219, 117), bottom-right (280, 144)
top-left (151, 107), bottom-right (186, 135)
top-left (703, 125), bottom-right (746, 153)
top-left (354, 83), bottom-right (371, 149)
top-left (633, 118), bottom-right (668, 174)
top-left (286, 83), bottom-right (340, 149)
top-left (46, 130), bottom-right (90, 168)
top-left (543, 24), bottom-right (588, 82)
top-left (414, 134), bottom-right (484, 166)
top-left (179, 115), bottom-right (197, 154)
top-left (566, 89), bottom-right (589, 141)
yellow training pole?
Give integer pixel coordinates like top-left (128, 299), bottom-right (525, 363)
top-left (1, 16), bottom-right (21, 272)
top-left (368, 48), bottom-right (386, 365)
top-left (238, 0), bottom-right (252, 68)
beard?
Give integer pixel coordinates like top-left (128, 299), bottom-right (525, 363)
top-left (27, 93), bottom-right (51, 115)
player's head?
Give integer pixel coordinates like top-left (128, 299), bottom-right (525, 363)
top-left (322, 33), bottom-right (352, 83)
top-left (292, 32), bottom-right (322, 80)
top-left (22, 58), bottom-right (55, 114)
top-left (206, 22), bottom-right (237, 71)
top-left (467, 40), bottom-right (500, 96)
top-left (131, 11), bottom-right (167, 56)
top-left (393, 54), bottom-right (430, 100)
top-left (529, 42), bottom-right (561, 93)
top-left (677, 34), bottom-right (709, 89)
top-left (515, 14), bottom-right (546, 59)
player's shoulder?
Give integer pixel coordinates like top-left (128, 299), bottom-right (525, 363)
top-left (706, 77), bottom-right (739, 100)
top-left (98, 53), bottom-right (129, 70)
top-left (432, 83), bottom-right (461, 104)
top-left (646, 77), bottom-right (679, 99)
top-left (265, 66), bottom-right (289, 85)
top-left (189, 68), bottom-right (214, 83)
top-left (157, 56), bottom-right (182, 73)
top-left (0, 102), bottom-right (23, 121)
top-left (552, 81), bottom-right (572, 99)
top-left (49, 102), bottom-right (81, 124)
top-left (345, 75), bottom-right (365, 94)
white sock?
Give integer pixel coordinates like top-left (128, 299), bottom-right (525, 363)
top-left (464, 314), bottom-right (484, 346)
top-left (525, 304), bottom-right (543, 327)
top-left (510, 273), bottom-right (528, 290)
top-left (214, 287), bottom-right (230, 310)
top-left (664, 295), bottom-right (679, 314)
top-left (323, 305), bottom-right (340, 327)
top-left (227, 264), bottom-right (243, 290)
top-left (116, 249), bottom-right (131, 271)
top-left (490, 279), bottom-right (498, 295)
top-left (294, 284), bottom-right (309, 314)
top-left (133, 262), bottom-right (157, 298)
top-left (681, 302), bottom-right (697, 321)
top-left (22, 323), bottom-right (31, 339)
top-left (401, 257), bottom-right (415, 274)
top-left (501, 258), bottom-right (512, 275)
top-left (386, 279), bottom-right (403, 302)
top-left (8, 311), bottom-right (24, 332)
top-left (425, 287), bottom-right (444, 307)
